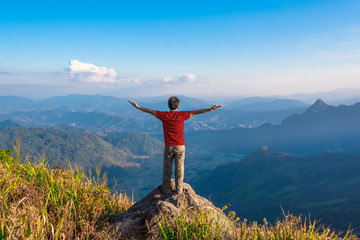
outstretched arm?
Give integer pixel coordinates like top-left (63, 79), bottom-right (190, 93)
top-left (128, 100), bottom-right (156, 117)
top-left (190, 105), bottom-right (222, 118)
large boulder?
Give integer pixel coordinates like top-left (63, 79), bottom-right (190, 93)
top-left (112, 179), bottom-right (235, 239)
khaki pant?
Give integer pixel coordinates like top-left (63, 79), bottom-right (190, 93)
top-left (162, 145), bottom-right (185, 194)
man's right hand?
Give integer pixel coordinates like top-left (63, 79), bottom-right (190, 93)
top-left (210, 105), bottom-right (222, 111)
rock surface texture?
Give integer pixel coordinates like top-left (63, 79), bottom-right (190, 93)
top-left (112, 179), bottom-right (235, 239)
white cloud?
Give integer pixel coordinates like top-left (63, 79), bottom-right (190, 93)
top-left (177, 74), bottom-right (196, 83)
top-left (162, 74), bottom-right (197, 85)
top-left (162, 76), bottom-right (173, 82)
top-left (64, 60), bottom-right (196, 86)
top-left (129, 78), bottom-right (143, 84)
top-left (66, 59), bottom-right (117, 83)
top-left (137, 74), bottom-right (198, 86)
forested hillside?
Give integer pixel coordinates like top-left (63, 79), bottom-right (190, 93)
top-left (0, 127), bottom-right (163, 169)
top-left (0, 127), bottom-right (128, 168)
top-left (192, 146), bottom-right (360, 231)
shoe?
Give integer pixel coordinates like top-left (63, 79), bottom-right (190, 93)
top-left (158, 185), bottom-right (170, 195)
top-left (158, 185), bottom-right (165, 194)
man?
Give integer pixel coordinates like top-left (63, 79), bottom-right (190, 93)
top-left (128, 96), bottom-right (222, 194)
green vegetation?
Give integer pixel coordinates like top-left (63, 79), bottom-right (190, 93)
top-left (1, 143), bottom-right (358, 239)
top-left (0, 127), bottom-right (128, 168)
top-left (153, 207), bottom-right (357, 240)
top-left (105, 132), bottom-right (163, 156)
top-left (154, 206), bottom-right (238, 240)
top-left (0, 146), bottom-right (132, 239)
top-left (193, 147), bottom-right (360, 231)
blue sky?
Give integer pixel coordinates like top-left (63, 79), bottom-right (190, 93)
top-left (0, 0), bottom-right (360, 99)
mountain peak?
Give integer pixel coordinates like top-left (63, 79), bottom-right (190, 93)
top-left (307, 99), bottom-right (328, 112)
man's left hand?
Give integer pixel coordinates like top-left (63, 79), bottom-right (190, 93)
top-left (128, 100), bottom-right (140, 109)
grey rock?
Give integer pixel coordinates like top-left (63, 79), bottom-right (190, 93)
top-left (112, 179), bottom-right (235, 239)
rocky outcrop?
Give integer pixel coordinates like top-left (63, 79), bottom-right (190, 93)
top-left (112, 179), bottom-right (235, 239)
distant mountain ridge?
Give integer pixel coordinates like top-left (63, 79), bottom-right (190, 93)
top-left (283, 88), bottom-right (360, 105)
top-left (0, 94), bottom-right (212, 114)
top-left (0, 96), bottom-right (35, 113)
top-left (0, 94), bottom-right (312, 130)
top-left (192, 146), bottom-right (360, 231)
top-left (2, 109), bottom-right (160, 133)
top-left (225, 98), bottom-right (308, 112)
top-left (3, 96), bottom-right (360, 155)
top-left (188, 99), bottom-right (360, 155)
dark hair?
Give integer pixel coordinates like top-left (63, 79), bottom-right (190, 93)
top-left (168, 96), bottom-right (180, 110)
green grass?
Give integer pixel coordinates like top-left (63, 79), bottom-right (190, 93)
top-left (154, 205), bottom-right (238, 240)
top-left (0, 140), bottom-right (358, 239)
top-left (0, 142), bottom-right (133, 239)
top-left (154, 210), bottom-right (358, 240)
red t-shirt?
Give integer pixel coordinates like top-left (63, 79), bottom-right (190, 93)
top-left (156, 111), bottom-right (191, 146)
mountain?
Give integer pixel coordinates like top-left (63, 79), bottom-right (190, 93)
top-left (0, 126), bottom-right (167, 168)
top-left (306, 99), bottom-right (328, 112)
top-left (0, 96), bottom-right (35, 113)
top-left (0, 126), bottom-right (169, 198)
top-left (192, 147), bottom-right (360, 231)
top-left (282, 88), bottom-right (360, 105)
top-left (280, 99), bottom-right (360, 139)
top-left (4, 94), bottom-right (359, 135)
top-left (104, 132), bottom-right (163, 156)
top-left (0, 127), bottom-right (128, 168)
top-left (36, 94), bottom-right (132, 114)
top-left (2, 105), bottom-right (305, 133)
top-left (187, 99), bottom-right (360, 155)
top-left (4, 109), bottom-right (161, 133)
top-left (226, 98), bottom-right (308, 112)
top-left (0, 94), bottom-right (213, 115)
top-left (0, 119), bottom-right (22, 128)
top-left (187, 108), bottom-right (307, 130)
top-left (4, 96), bottom-right (360, 155)
top-left (4, 108), bottom-right (306, 132)
top-left (227, 97), bottom-right (276, 105)
top-left (0, 95), bottom-right (130, 115)
top-left (0, 94), bottom-right (312, 130)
